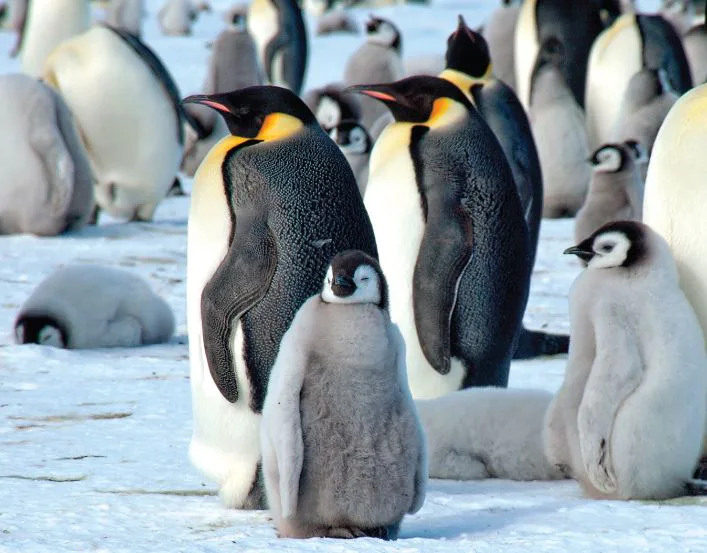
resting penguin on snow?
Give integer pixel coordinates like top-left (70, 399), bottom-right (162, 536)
top-left (182, 85), bottom-right (377, 509)
top-left (261, 250), bottom-right (426, 540)
top-left (106, 0), bottom-right (144, 37)
top-left (303, 83), bottom-right (362, 132)
top-left (482, 0), bottom-right (521, 92)
top-left (544, 221), bottom-right (707, 500)
top-left (15, 265), bottom-right (175, 349)
top-left (247, 0), bottom-right (308, 95)
top-left (0, 74), bottom-right (94, 236)
top-left (349, 76), bottom-right (531, 399)
top-left (329, 120), bottom-right (371, 196)
top-left (43, 25), bottom-right (191, 222)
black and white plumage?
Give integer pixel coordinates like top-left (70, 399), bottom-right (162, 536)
top-left (329, 120), bottom-right (371, 196)
top-left (303, 83), bottom-right (362, 132)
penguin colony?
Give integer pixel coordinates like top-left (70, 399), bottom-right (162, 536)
top-left (3, 0), bottom-right (707, 543)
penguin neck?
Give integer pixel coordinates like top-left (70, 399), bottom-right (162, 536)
top-left (256, 113), bottom-right (304, 141)
top-left (439, 68), bottom-right (489, 105)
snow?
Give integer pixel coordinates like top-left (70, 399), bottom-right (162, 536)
top-left (2, 0), bottom-right (706, 552)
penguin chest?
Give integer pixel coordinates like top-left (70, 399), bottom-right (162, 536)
top-left (247, 0), bottom-right (279, 75)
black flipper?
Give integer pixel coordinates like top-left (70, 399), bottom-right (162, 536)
top-left (201, 215), bottom-right (278, 403)
top-left (512, 326), bottom-right (570, 359)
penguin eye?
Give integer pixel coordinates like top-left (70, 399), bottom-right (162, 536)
top-left (599, 244), bottom-right (613, 253)
top-left (360, 276), bottom-right (370, 282)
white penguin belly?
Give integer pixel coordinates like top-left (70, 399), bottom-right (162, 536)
top-left (247, 0), bottom-right (279, 82)
top-left (513, 0), bottom-right (538, 111)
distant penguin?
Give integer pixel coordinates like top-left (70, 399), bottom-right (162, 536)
top-left (3, 0), bottom-right (26, 32)
top-left (529, 38), bottom-right (591, 219)
top-left (683, 20), bottom-right (707, 84)
top-left (575, 141), bottom-right (645, 245)
top-left (43, 25), bottom-right (189, 222)
top-left (16, 0), bottom-right (90, 78)
top-left (315, 9), bottom-right (359, 35)
top-left (350, 76), bottom-right (530, 398)
top-left (182, 86), bottom-right (377, 509)
top-left (514, 0), bottom-right (606, 110)
top-left (158, 0), bottom-right (206, 36)
top-left (247, 0), bottom-right (308, 95)
top-left (416, 387), bottom-right (566, 482)
top-left (482, 0), bottom-right (521, 91)
top-left (585, 12), bottom-right (692, 151)
top-left (329, 120), bottom-right (371, 196)
top-left (344, 15), bottom-right (404, 140)
top-left (303, 83), bottom-right (362, 131)
top-left (15, 265), bottom-right (175, 349)
top-left (261, 250), bottom-right (426, 540)
top-left (0, 74), bottom-right (94, 236)
top-left (106, 0), bottom-right (144, 37)
top-left (544, 221), bottom-right (707, 500)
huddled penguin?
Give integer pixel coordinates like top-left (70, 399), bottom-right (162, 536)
top-left (0, 74), bottom-right (94, 236)
top-left (482, 0), bottom-right (521, 91)
top-left (529, 38), bottom-right (591, 218)
top-left (158, 0), bottom-right (208, 36)
top-left (43, 25), bottom-right (189, 222)
top-left (16, 0), bottom-right (90, 78)
top-left (344, 15), bottom-right (404, 140)
top-left (329, 120), bottom-right (371, 196)
top-left (575, 141), bottom-right (645, 245)
top-left (261, 250), bottom-right (426, 540)
top-left (105, 0), bottom-right (144, 37)
top-left (182, 86), bottom-right (377, 509)
top-left (416, 387), bottom-right (566, 482)
top-left (315, 9), bottom-right (359, 36)
top-left (247, 0), bottom-right (308, 95)
top-left (585, 12), bottom-right (692, 150)
top-left (350, 76), bottom-right (531, 398)
top-left (15, 265), bottom-right (175, 349)
top-left (303, 83), bottom-right (362, 131)
top-left (544, 221), bottom-right (707, 500)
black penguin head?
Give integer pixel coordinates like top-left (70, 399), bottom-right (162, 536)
top-left (14, 315), bottom-right (68, 348)
top-left (365, 15), bottom-right (401, 51)
top-left (589, 141), bottom-right (647, 173)
top-left (182, 86), bottom-right (316, 139)
top-left (564, 221), bottom-right (649, 269)
top-left (444, 14), bottom-right (492, 79)
top-left (321, 250), bottom-right (388, 309)
top-left (347, 76), bottom-right (472, 124)
top-left (329, 120), bottom-right (371, 154)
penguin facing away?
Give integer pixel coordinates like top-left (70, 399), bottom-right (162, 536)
top-left (106, 0), bottom-right (144, 37)
top-left (182, 85), bottom-right (377, 509)
top-left (261, 250), bottom-right (426, 540)
top-left (329, 120), bottom-right (371, 196)
top-left (544, 221), bottom-right (707, 500)
top-left (349, 76), bottom-right (531, 399)
top-left (15, 265), bottom-right (175, 349)
top-left (0, 74), bottom-right (94, 236)
top-left (303, 83), bottom-right (362, 131)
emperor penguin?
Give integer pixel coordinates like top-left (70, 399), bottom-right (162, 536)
top-left (182, 85), bottom-right (377, 509)
top-left (16, 0), bottom-right (90, 78)
top-left (43, 25), bottom-right (189, 222)
top-left (0, 74), bottom-right (94, 236)
top-left (261, 250), bottom-right (426, 540)
top-left (303, 83), bottom-right (362, 131)
top-left (529, 38), bottom-right (591, 219)
top-left (482, 0), bottom-right (521, 91)
top-left (344, 15), bottom-right (404, 140)
top-left (105, 0), bottom-right (144, 37)
top-left (575, 141), bottom-right (645, 246)
top-left (544, 221), bottom-right (707, 500)
top-left (416, 387), bottom-right (566, 482)
top-left (585, 12), bottom-right (692, 151)
top-left (247, 0), bottom-right (308, 95)
top-left (15, 265), bottom-right (175, 349)
top-left (643, 81), bottom-right (707, 469)
top-left (329, 120), bottom-right (371, 196)
top-left (349, 76), bottom-right (531, 399)
top-left (158, 0), bottom-right (208, 36)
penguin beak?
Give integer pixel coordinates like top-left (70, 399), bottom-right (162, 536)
top-left (182, 94), bottom-right (231, 114)
top-left (346, 84), bottom-right (400, 104)
top-left (563, 246), bottom-right (595, 263)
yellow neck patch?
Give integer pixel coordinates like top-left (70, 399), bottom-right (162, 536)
top-left (255, 112), bottom-right (303, 141)
top-left (427, 97), bottom-right (468, 129)
top-left (439, 66), bottom-right (493, 106)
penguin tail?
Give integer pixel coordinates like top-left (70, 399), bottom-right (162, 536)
top-left (512, 326), bottom-right (570, 360)
top-left (686, 479), bottom-right (707, 496)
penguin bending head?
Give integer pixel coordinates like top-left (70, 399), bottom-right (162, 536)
top-left (321, 249), bottom-right (386, 307)
top-left (15, 315), bottom-right (67, 348)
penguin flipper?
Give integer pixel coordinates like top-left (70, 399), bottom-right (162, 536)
top-left (201, 221), bottom-right (278, 403)
top-left (512, 326), bottom-right (569, 359)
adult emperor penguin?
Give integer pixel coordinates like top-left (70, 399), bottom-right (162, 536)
top-left (349, 76), bottom-right (531, 399)
top-left (303, 83), bottom-right (362, 131)
top-left (585, 12), bottom-right (692, 151)
top-left (329, 120), bottom-right (371, 196)
top-left (15, 0), bottom-right (90, 78)
top-left (544, 222), bottom-right (707, 499)
top-left (105, 0), bottom-right (144, 37)
top-left (482, 0), bottom-right (521, 91)
top-left (43, 25), bottom-right (189, 222)
top-left (261, 250), bottom-right (426, 539)
top-left (247, 0), bottom-right (308, 95)
top-left (182, 86), bottom-right (377, 509)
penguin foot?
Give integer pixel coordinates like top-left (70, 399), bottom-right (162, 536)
top-left (692, 457), bottom-right (707, 480)
top-left (513, 326), bottom-right (570, 359)
top-left (325, 527), bottom-right (367, 539)
top-left (167, 176), bottom-right (187, 197)
top-left (686, 479), bottom-right (707, 496)
top-left (88, 204), bottom-right (100, 225)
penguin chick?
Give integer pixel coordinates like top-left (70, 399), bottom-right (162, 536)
top-left (15, 265), bottom-right (175, 349)
top-left (329, 120), bottom-right (371, 196)
top-left (105, 0), bottom-right (144, 37)
top-left (315, 10), bottom-right (359, 35)
top-left (574, 141), bottom-right (646, 245)
top-left (261, 250), bottom-right (427, 540)
top-left (158, 0), bottom-right (205, 36)
top-left (416, 387), bottom-right (567, 482)
top-left (303, 83), bottom-right (362, 131)
top-left (544, 221), bottom-right (707, 500)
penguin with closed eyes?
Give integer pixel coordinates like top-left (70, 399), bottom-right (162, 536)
top-left (329, 120), bottom-right (371, 196)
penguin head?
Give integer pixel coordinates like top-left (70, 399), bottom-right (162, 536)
top-left (182, 86), bottom-right (316, 140)
top-left (564, 221), bottom-right (648, 269)
top-left (304, 85), bottom-right (362, 131)
top-left (589, 141), bottom-right (647, 173)
top-left (226, 4), bottom-right (248, 31)
top-left (329, 120), bottom-right (371, 155)
top-left (365, 15), bottom-right (401, 51)
top-left (347, 76), bottom-right (472, 125)
top-left (444, 15), bottom-right (492, 80)
top-left (321, 250), bottom-right (388, 309)
top-left (14, 315), bottom-right (67, 348)
top-left (316, 94), bottom-right (344, 131)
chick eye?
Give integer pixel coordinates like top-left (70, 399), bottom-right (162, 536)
top-left (360, 277), bottom-right (370, 282)
top-left (599, 244), bottom-right (613, 253)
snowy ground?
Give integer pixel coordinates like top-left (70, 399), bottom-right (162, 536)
top-left (2, 1), bottom-right (706, 552)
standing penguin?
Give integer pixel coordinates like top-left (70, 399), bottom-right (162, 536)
top-left (303, 83), bottom-right (362, 132)
top-left (105, 0), bottom-right (144, 37)
top-left (544, 221), bottom-right (707, 500)
top-left (247, 0), bottom-right (308, 95)
top-left (158, 0), bottom-right (208, 36)
top-left (182, 86), bottom-right (377, 509)
top-left (482, 0), bottom-right (521, 92)
top-left (43, 25), bottom-right (189, 222)
top-left (349, 76), bottom-right (531, 399)
top-left (329, 120), bottom-right (371, 196)
top-left (585, 12), bottom-right (692, 151)
top-left (261, 250), bottom-right (426, 540)
top-left (15, 0), bottom-right (90, 78)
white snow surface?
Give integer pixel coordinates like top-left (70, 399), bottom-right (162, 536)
top-left (2, 0), bottom-right (706, 552)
